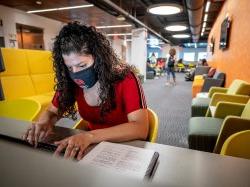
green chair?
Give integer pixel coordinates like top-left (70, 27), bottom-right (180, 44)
top-left (191, 79), bottom-right (250, 117)
top-left (220, 130), bottom-right (250, 159)
top-left (0, 98), bottom-right (41, 121)
top-left (188, 100), bottom-right (250, 152)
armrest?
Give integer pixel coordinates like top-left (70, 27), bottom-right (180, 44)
top-left (208, 87), bottom-right (228, 98)
top-left (210, 93), bottom-right (249, 106)
top-left (214, 102), bottom-right (245, 119)
top-left (201, 78), bottom-right (224, 92)
top-left (213, 116), bottom-right (250, 153)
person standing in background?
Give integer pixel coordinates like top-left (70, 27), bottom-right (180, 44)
top-left (166, 48), bottom-right (176, 86)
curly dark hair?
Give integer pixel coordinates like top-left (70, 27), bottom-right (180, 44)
top-left (52, 22), bottom-right (133, 120)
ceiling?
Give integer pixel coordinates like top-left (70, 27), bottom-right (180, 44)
top-left (0, 0), bottom-right (225, 45)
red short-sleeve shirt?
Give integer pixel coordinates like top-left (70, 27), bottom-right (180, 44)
top-left (52, 72), bottom-right (147, 130)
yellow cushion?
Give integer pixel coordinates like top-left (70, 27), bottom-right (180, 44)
top-left (26, 50), bottom-right (53, 74)
top-left (27, 93), bottom-right (54, 116)
top-left (194, 75), bottom-right (203, 81)
top-left (0, 48), bottom-right (29, 76)
top-left (221, 130), bottom-right (250, 159)
top-left (227, 79), bottom-right (250, 95)
top-left (31, 74), bottom-right (55, 94)
top-left (241, 100), bottom-right (250, 119)
top-left (1, 76), bottom-right (35, 100)
top-left (0, 99), bottom-right (41, 121)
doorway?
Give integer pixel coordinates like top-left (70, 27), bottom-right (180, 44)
top-left (16, 23), bottom-right (44, 50)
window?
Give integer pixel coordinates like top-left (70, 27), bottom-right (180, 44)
top-left (183, 52), bottom-right (195, 61)
top-left (197, 52), bottom-right (207, 60)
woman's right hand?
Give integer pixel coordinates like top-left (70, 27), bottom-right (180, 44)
top-left (22, 120), bottom-right (53, 147)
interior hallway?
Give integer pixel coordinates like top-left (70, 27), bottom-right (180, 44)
top-left (143, 73), bottom-right (192, 148)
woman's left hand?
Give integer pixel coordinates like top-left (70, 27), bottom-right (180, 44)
top-left (54, 132), bottom-right (93, 160)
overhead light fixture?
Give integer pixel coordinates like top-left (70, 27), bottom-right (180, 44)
top-left (172, 34), bottom-right (190, 38)
top-left (27, 4), bottom-right (94, 13)
top-left (201, 32), bottom-right (204, 36)
top-left (205, 1), bottom-right (211, 13)
top-left (36, 1), bottom-right (42, 5)
top-left (202, 22), bottom-right (207, 28)
top-left (204, 14), bottom-right (208, 22)
top-left (107, 33), bottom-right (132, 36)
top-left (116, 15), bottom-right (126, 21)
top-left (165, 25), bottom-right (187, 31)
top-left (96, 24), bottom-right (132, 29)
top-left (148, 4), bottom-right (183, 15)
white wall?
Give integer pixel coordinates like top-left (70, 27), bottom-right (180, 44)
top-left (0, 5), bottom-right (63, 50)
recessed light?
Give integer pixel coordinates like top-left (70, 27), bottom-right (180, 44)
top-left (27, 4), bottom-right (94, 13)
top-left (96, 25), bottom-right (132, 29)
top-left (148, 4), bottom-right (183, 15)
top-left (106, 33), bottom-right (132, 36)
top-left (165, 25), bottom-right (187, 31)
top-left (117, 15), bottom-right (126, 21)
top-left (205, 1), bottom-right (211, 12)
top-left (36, 1), bottom-right (42, 5)
top-left (172, 34), bottom-right (190, 38)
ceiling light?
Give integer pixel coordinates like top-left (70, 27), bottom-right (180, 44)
top-left (201, 32), bottom-right (204, 36)
top-left (117, 15), bottom-right (126, 21)
top-left (148, 4), bottom-right (183, 15)
top-left (96, 24), bottom-right (132, 29)
top-left (165, 25), bottom-right (187, 31)
top-left (202, 22), bottom-right (207, 28)
top-left (27, 4), bottom-right (94, 13)
top-left (172, 34), bottom-right (190, 38)
top-left (107, 33), bottom-right (132, 36)
top-left (36, 1), bottom-right (42, 5)
top-left (204, 14), bottom-right (208, 22)
top-left (205, 1), bottom-right (211, 13)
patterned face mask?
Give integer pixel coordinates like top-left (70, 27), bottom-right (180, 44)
top-left (69, 64), bottom-right (98, 89)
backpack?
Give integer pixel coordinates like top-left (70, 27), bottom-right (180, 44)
top-left (168, 56), bottom-right (175, 67)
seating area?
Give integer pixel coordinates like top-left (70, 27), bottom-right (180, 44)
top-left (188, 70), bottom-right (250, 154)
top-left (192, 66), bottom-right (225, 98)
top-left (0, 48), bottom-right (55, 119)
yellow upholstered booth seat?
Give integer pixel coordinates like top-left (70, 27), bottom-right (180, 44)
top-left (0, 48), bottom-right (56, 119)
top-left (220, 130), bottom-right (250, 159)
top-left (0, 48), bottom-right (29, 76)
top-left (0, 98), bottom-right (41, 121)
top-left (73, 108), bottom-right (159, 143)
top-left (1, 76), bottom-right (36, 99)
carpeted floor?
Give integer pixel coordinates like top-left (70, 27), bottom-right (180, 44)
top-left (57, 73), bottom-right (192, 148)
top-left (143, 73), bottom-right (192, 148)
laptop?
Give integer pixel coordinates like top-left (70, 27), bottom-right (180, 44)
top-left (0, 117), bottom-right (83, 152)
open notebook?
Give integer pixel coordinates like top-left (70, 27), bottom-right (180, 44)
top-left (80, 141), bottom-right (159, 179)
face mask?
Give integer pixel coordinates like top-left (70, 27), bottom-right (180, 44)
top-left (69, 64), bottom-right (98, 89)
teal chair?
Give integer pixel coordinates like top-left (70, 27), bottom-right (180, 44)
top-left (189, 100), bottom-right (250, 152)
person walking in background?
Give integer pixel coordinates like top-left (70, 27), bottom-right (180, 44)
top-left (166, 48), bottom-right (176, 86)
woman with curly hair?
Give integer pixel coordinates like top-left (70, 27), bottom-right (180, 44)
top-left (23, 22), bottom-right (148, 160)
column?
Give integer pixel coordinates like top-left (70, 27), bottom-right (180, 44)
top-left (131, 28), bottom-right (147, 80)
